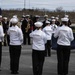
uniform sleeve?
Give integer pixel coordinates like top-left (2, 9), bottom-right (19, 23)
top-left (18, 28), bottom-right (23, 44)
top-left (43, 28), bottom-right (45, 32)
top-left (54, 28), bottom-right (59, 38)
top-left (0, 26), bottom-right (4, 37)
top-left (43, 32), bottom-right (47, 44)
top-left (29, 32), bottom-right (34, 38)
top-left (69, 29), bottom-right (74, 41)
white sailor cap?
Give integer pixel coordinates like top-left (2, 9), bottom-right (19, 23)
top-left (46, 20), bottom-right (50, 24)
top-left (11, 18), bottom-right (18, 24)
top-left (22, 15), bottom-right (25, 18)
top-left (61, 17), bottom-right (69, 22)
top-left (56, 17), bottom-right (59, 20)
top-left (13, 15), bottom-right (17, 18)
top-left (44, 15), bottom-right (48, 17)
top-left (26, 15), bottom-right (30, 17)
top-left (51, 16), bottom-right (55, 19)
top-left (3, 17), bottom-right (7, 20)
top-left (34, 22), bottom-right (43, 27)
top-left (0, 15), bottom-right (2, 18)
top-left (65, 15), bottom-right (69, 18)
top-left (35, 15), bottom-right (40, 18)
top-left (52, 19), bottom-right (56, 21)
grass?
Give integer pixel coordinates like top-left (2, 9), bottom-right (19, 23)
top-left (1, 9), bottom-right (75, 23)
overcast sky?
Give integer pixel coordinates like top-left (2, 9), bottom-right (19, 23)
top-left (0, 0), bottom-right (75, 11)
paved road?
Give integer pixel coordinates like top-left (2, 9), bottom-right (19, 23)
top-left (0, 45), bottom-right (75, 75)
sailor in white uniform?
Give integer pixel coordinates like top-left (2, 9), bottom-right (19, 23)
top-left (54, 17), bottom-right (74, 75)
top-left (51, 19), bottom-right (58, 33)
top-left (0, 15), bottom-right (4, 71)
top-left (43, 20), bottom-right (53, 56)
top-left (30, 22), bottom-right (47, 75)
top-left (8, 18), bottom-right (23, 74)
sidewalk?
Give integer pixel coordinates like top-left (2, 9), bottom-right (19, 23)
top-left (0, 45), bottom-right (75, 75)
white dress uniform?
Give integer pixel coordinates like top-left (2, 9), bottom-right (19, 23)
top-left (8, 25), bottom-right (23, 45)
top-left (54, 25), bottom-right (74, 46)
top-left (0, 25), bottom-right (4, 42)
top-left (29, 22), bottom-right (47, 75)
top-left (43, 20), bottom-right (53, 56)
top-left (7, 18), bottom-right (23, 74)
top-left (43, 25), bottom-right (53, 40)
top-left (51, 24), bottom-right (58, 33)
top-left (54, 17), bottom-right (74, 75)
top-left (30, 29), bottom-right (47, 50)
top-left (0, 24), bottom-right (4, 70)
top-left (51, 19), bottom-right (58, 33)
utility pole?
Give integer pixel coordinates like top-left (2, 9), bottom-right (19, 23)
top-left (0, 0), bottom-right (2, 15)
top-left (0, 0), bottom-right (1, 8)
top-left (24, 0), bottom-right (26, 10)
top-left (29, 0), bottom-right (30, 9)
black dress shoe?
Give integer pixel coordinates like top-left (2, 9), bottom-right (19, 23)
top-left (28, 43), bottom-right (31, 45)
top-left (11, 71), bottom-right (19, 74)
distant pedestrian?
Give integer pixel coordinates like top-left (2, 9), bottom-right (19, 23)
top-left (32, 15), bottom-right (40, 30)
top-left (8, 18), bottom-right (23, 74)
top-left (30, 22), bottom-right (47, 75)
top-left (2, 17), bottom-right (9, 46)
top-left (43, 20), bottom-right (53, 57)
top-left (42, 15), bottom-right (49, 28)
top-left (64, 15), bottom-right (71, 27)
top-left (21, 15), bottom-right (33, 45)
top-left (55, 17), bottom-right (60, 26)
top-left (54, 17), bottom-right (74, 75)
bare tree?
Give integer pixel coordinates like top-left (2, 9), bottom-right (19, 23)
top-left (56, 7), bottom-right (64, 12)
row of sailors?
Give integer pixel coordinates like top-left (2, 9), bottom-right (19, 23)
top-left (0, 14), bottom-right (72, 46)
top-left (0, 15), bottom-right (74, 75)
top-left (29, 18), bottom-right (74, 75)
top-left (21, 14), bottom-right (71, 45)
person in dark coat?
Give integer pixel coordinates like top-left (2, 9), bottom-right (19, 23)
top-left (21, 15), bottom-right (33, 45)
top-left (42, 15), bottom-right (49, 28)
top-left (32, 15), bottom-right (40, 31)
top-left (55, 17), bottom-right (60, 26)
top-left (2, 17), bottom-right (9, 46)
top-left (64, 15), bottom-right (71, 27)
